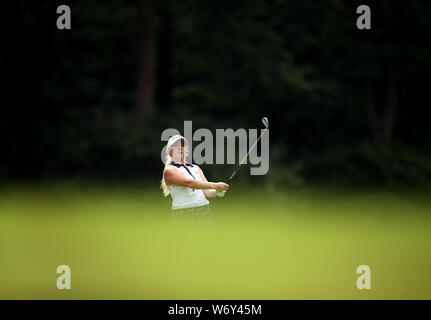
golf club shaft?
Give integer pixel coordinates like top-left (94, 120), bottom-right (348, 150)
top-left (226, 127), bottom-right (268, 184)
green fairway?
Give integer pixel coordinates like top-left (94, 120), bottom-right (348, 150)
top-left (1, 183), bottom-right (430, 299)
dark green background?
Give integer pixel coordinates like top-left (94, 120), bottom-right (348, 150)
top-left (2, 0), bottom-right (430, 186)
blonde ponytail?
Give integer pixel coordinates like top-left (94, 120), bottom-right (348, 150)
top-left (160, 153), bottom-right (172, 196)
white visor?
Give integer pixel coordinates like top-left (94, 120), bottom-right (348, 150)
top-left (166, 135), bottom-right (188, 151)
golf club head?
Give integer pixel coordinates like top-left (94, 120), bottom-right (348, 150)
top-left (261, 117), bottom-right (269, 128)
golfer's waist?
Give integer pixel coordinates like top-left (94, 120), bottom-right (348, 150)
top-left (172, 202), bottom-right (209, 210)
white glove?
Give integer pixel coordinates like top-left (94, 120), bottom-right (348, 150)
top-left (216, 190), bottom-right (227, 197)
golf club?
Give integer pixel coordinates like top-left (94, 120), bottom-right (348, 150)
top-left (226, 117), bottom-right (269, 184)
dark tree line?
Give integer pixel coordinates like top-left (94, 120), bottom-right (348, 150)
top-left (1, 0), bottom-right (431, 185)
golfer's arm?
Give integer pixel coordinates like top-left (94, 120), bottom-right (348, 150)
top-left (195, 166), bottom-right (217, 197)
top-left (164, 167), bottom-right (218, 190)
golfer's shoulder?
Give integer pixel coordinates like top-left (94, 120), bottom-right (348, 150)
top-left (164, 165), bottom-right (178, 176)
top-left (191, 163), bottom-right (202, 171)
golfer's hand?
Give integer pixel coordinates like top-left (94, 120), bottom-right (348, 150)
top-left (216, 190), bottom-right (227, 197)
top-left (214, 182), bottom-right (229, 192)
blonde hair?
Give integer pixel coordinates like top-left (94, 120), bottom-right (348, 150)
top-left (160, 151), bottom-right (173, 197)
top-left (160, 142), bottom-right (189, 197)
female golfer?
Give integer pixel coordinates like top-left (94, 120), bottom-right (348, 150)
top-left (161, 135), bottom-right (229, 222)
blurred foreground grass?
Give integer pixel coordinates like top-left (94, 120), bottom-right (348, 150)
top-left (1, 182), bottom-right (431, 299)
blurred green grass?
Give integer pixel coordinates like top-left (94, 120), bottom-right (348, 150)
top-left (1, 182), bottom-right (431, 299)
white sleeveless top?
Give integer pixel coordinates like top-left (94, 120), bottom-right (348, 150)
top-left (167, 162), bottom-right (210, 210)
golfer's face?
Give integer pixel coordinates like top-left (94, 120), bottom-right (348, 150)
top-left (172, 140), bottom-right (186, 160)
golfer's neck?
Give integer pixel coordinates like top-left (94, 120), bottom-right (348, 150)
top-left (172, 156), bottom-right (186, 165)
